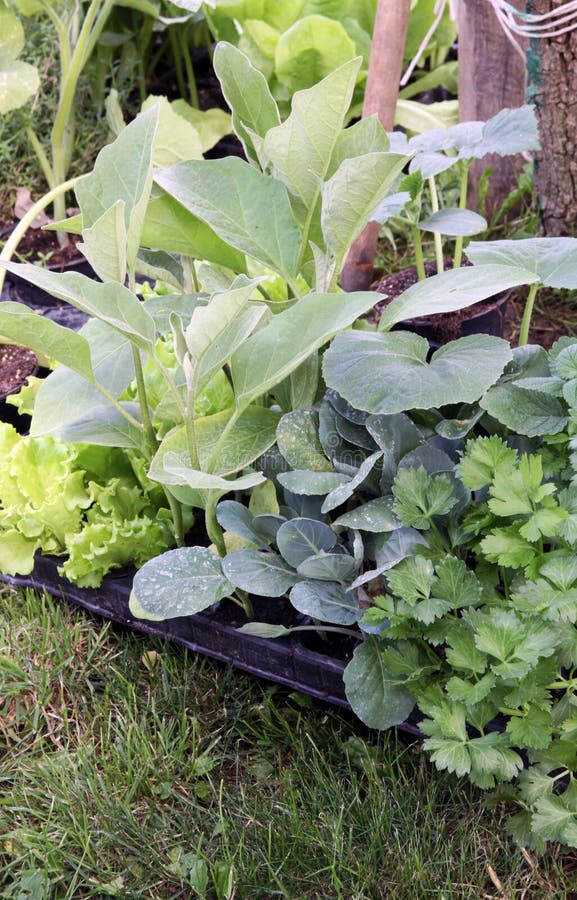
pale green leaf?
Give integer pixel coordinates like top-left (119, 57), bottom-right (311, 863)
top-left (343, 638), bottom-right (416, 729)
top-left (290, 580), bottom-right (361, 624)
top-left (0, 301), bottom-right (93, 381)
top-left (131, 547), bottom-right (233, 618)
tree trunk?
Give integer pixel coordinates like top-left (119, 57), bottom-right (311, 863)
top-left (458, 0), bottom-right (528, 215)
top-left (527, 0), bottom-right (577, 236)
top-left (340, 0), bottom-right (411, 291)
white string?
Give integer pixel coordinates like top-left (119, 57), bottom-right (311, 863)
top-left (400, 0), bottom-right (577, 84)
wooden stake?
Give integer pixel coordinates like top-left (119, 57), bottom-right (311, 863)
top-left (340, 0), bottom-right (411, 292)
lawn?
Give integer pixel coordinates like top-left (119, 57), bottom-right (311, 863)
top-left (1, 584), bottom-right (576, 899)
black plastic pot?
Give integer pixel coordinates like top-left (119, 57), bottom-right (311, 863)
top-left (1, 554), bottom-right (425, 738)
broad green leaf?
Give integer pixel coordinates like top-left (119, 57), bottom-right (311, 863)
top-left (237, 622), bottom-right (292, 638)
top-left (197, 304), bottom-right (268, 390)
top-left (55, 402), bottom-right (144, 450)
top-left (231, 290), bottom-right (380, 408)
top-left (154, 454), bottom-right (266, 492)
top-left (276, 410), bottom-right (332, 471)
top-left (80, 200), bottom-right (127, 284)
top-left (277, 470), bottom-right (350, 496)
top-left (213, 42), bottom-right (280, 165)
top-left (31, 320), bottom-right (134, 438)
top-left (333, 498), bottom-right (401, 533)
top-left (276, 517), bottom-right (337, 566)
top-left (466, 238), bottom-right (577, 290)
top-left (328, 115), bottom-right (390, 177)
top-left (185, 278), bottom-right (255, 360)
top-left (418, 208), bottom-right (487, 236)
top-left (290, 580), bottom-right (361, 624)
top-left (263, 56), bottom-right (361, 211)
top-left (395, 98), bottom-right (459, 133)
top-left (170, 102), bottom-right (233, 154)
top-left (506, 707), bottom-right (553, 751)
top-left (222, 549), bottom-right (298, 596)
top-left (216, 500), bottom-right (269, 549)
top-left (480, 383), bottom-right (568, 438)
top-left (323, 331), bottom-right (512, 415)
top-left (274, 16), bottom-right (357, 95)
top-left (75, 106), bottom-right (159, 279)
top-left (155, 158), bottom-right (301, 281)
top-left (150, 406), bottom-right (280, 480)
top-left (0, 264), bottom-right (156, 349)
top-left (0, 301), bottom-right (93, 381)
top-left (141, 95), bottom-right (203, 166)
top-left (409, 151), bottom-right (456, 178)
top-left (142, 191), bottom-right (246, 271)
top-left (321, 152), bottom-right (410, 267)
top-left (0, 10), bottom-right (39, 114)
top-left (296, 552), bottom-right (358, 581)
top-left (321, 450), bottom-right (383, 513)
top-left (377, 264), bottom-right (539, 332)
top-left (459, 105), bottom-right (540, 160)
top-left (131, 547), bottom-right (233, 618)
top-left (343, 638), bottom-right (416, 729)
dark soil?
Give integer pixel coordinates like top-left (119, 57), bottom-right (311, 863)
top-left (0, 344), bottom-right (37, 399)
top-left (367, 261), bottom-right (509, 343)
top-left (0, 223), bottom-right (86, 271)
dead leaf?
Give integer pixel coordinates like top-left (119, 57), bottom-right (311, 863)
top-left (14, 187), bottom-right (52, 228)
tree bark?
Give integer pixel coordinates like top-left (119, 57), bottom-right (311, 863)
top-left (527, 0), bottom-right (577, 236)
top-left (340, 0), bottom-right (411, 291)
top-left (458, 0), bottom-right (528, 215)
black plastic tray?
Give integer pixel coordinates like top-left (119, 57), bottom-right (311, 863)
top-left (2, 554), bottom-right (424, 738)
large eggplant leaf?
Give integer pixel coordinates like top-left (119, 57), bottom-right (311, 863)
top-left (152, 455), bottom-right (266, 492)
top-left (197, 305), bottom-right (268, 391)
top-left (142, 192), bottom-right (246, 271)
top-left (290, 580), bottom-right (361, 624)
top-left (55, 403), bottom-right (144, 449)
top-left (276, 517), bottom-right (337, 567)
top-left (343, 638), bottom-right (416, 729)
top-left (263, 56), bottom-right (361, 211)
top-left (0, 301), bottom-right (93, 381)
top-left (465, 238), bottom-right (577, 290)
top-left (222, 549), bottom-right (299, 596)
top-left (80, 201), bottom-right (127, 284)
top-left (323, 331), bottom-right (512, 415)
top-left (213, 42), bottom-right (280, 166)
top-left (31, 320), bottom-right (135, 438)
top-left (150, 406), bottom-right (281, 479)
top-left (155, 158), bottom-right (301, 282)
top-left (0, 264), bottom-right (156, 349)
top-left (377, 264), bottom-right (539, 332)
top-left (230, 290), bottom-right (380, 409)
top-left (327, 114), bottom-right (390, 177)
top-left (184, 278), bottom-right (257, 360)
top-left (131, 547), bottom-right (233, 619)
top-left (321, 152), bottom-right (410, 268)
top-left (75, 105), bottom-right (159, 282)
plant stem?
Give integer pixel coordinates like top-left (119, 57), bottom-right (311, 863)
top-left (0, 175), bottom-right (84, 293)
top-left (165, 490), bottom-right (185, 548)
top-left (169, 27), bottom-right (187, 100)
top-left (428, 176), bottom-right (444, 274)
top-left (412, 224), bottom-right (426, 280)
top-left (453, 163), bottom-right (469, 270)
top-left (25, 128), bottom-right (56, 190)
top-left (131, 346), bottom-right (158, 455)
top-left (205, 493), bottom-right (226, 557)
top-left (180, 28), bottom-right (199, 108)
top-left (518, 284), bottom-right (539, 346)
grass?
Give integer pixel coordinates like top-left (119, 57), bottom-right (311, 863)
top-left (2, 585), bottom-right (577, 898)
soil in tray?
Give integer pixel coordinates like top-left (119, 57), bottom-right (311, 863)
top-left (0, 344), bottom-right (37, 398)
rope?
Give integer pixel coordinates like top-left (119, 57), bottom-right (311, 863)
top-left (401, 0), bottom-right (577, 82)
